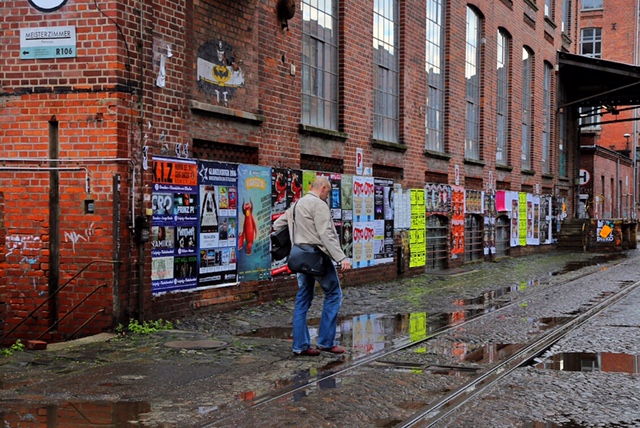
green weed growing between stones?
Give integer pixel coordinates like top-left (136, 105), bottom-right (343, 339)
top-left (1, 340), bottom-right (25, 357)
top-left (115, 319), bottom-right (174, 335)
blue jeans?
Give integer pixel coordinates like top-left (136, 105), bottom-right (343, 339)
top-left (292, 262), bottom-right (342, 353)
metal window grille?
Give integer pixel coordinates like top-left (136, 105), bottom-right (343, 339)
top-left (301, 0), bottom-right (339, 130)
top-left (373, 0), bottom-right (399, 143)
top-left (464, 215), bottom-right (484, 262)
top-left (495, 215), bottom-right (510, 257)
top-left (426, 215), bottom-right (448, 271)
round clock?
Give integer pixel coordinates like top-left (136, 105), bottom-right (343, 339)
top-left (27, 0), bottom-right (68, 12)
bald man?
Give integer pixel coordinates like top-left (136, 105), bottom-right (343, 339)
top-left (273, 176), bottom-right (352, 356)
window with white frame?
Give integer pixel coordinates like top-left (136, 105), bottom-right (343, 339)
top-left (301, 0), bottom-right (339, 130)
top-left (496, 29), bottom-right (510, 166)
top-left (465, 7), bottom-right (482, 160)
top-left (581, 27), bottom-right (602, 58)
top-left (373, 0), bottom-right (399, 143)
top-left (581, 0), bottom-right (603, 10)
top-left (521, 47), bottom-right (533, 171)
top-left (542, 62), bottom-right (552, 174)
top-left (579, 28), bottom-right (602, 131)
top-left (425, 0), bottom-right (445, 152)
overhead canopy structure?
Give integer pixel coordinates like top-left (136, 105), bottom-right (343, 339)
top-left (558, 51), bottom-right (640, 109)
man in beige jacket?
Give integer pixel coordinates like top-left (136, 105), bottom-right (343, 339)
top-left (273, 177), bottom-right (352, 356)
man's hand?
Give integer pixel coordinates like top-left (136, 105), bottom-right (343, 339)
top-left (339, 259), bottom-right (352, 272)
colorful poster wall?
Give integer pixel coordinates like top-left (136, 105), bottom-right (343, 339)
top-left (353, 176), bottom-right (375, 268)
top-left (237, 165), bottom-right (272, 281)
top-left (483, 191), bottom-right (496, 255)
top-left (197, 161), bottom-right (238, 288)
top-left (340, 174), bottom-right (354, 261)
top-left (151, 157), bottom-right (199, 293)
top-left (450, 185), bottom-right (465, 256)
top-left (465, 190), bottom-right (484, 214)
top-left (425, 183), bottom-right (451, 214)
top-left (526, 194), bottom-right (540, 246)
top-left (509, 191), bottom-right (520, 247)
top-left (149, 158), bottom-right (403, 293)
top-left (393, 184), bottom-right (411, 230)
top-left (409, 189), bottom-right (426, 268)
top-left (374, 178), bottom-right (394, 265)
top-left (540, 195), bottom-right (552, 244)
top-left (519, 192), bottom-right (527, 247)
top-left (595, 219), bottom-right (622, 246)
top-left (270, 168), bottom-right (299, 272)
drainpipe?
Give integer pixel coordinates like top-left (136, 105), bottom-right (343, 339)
top-left (617, 156), bottom-right (621, 217)
top-left (634, 0), bottom-right (640, 220)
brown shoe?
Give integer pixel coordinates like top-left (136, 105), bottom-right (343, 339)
top-left (293, 348), bottom-right (321, 356)
top-left (317, 345), bottom-right (345, 354)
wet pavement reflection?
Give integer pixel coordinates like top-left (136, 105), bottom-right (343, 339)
top-left (242, 280), bottom-right (567, 362)
top-left (535, 351), bottom-right (640, 373)
top-left (1, 401), bottom-right (150, 427)
top-left (3, 252), bottom-right (629, 427)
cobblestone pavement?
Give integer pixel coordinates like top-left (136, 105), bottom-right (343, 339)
top-left (1, 249), bottom-right (639, 427)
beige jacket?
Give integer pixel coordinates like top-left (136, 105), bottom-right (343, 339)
top-left (273, 192), bottom-right (347, 263)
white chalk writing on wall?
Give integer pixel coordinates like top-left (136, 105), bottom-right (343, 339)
top-left (64, 222), bottom-right (96, 254)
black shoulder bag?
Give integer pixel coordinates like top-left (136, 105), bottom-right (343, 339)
top-left (286, 202), bottom-right (327, 276)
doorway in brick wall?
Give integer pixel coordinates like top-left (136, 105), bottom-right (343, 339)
top-left (495, 215), bottom-right (510, 257)
top-left (464, 214), bottom-right (483, 262)
top-left (426, 215), bottom-right (448, 271)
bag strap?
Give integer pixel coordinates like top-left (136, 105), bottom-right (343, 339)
top-left (291, 200), bottom-right (299, 245)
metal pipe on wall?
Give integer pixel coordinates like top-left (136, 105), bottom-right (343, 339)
top-left (0, 157), bottom-right (136, 229)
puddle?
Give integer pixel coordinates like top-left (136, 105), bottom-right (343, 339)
top-left (243, 295), bottom-right (570, 365)
top-left (243, 312), bottom-right (568, 364)
top-left (238, 360), bottom-right (345, 404)
top-left (552, 253), bottom-right (627, 276)
top-left (534, 352), bottom-right (640, 373)
top-left (1, 400), bottom-right (150, 426)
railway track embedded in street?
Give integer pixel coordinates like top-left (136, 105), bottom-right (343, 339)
top-left (202, 258), bottom-right (637, 428)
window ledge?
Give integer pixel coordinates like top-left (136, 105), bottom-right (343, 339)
top-left (542, 173), bottom-right (555, 180)
top-left (464, 158), bottom-right (485, 167)
top-left (544, 16), bottom-right (557, 29)
top-left (299, 124), bottom-right (348, 141)
top-left (524, 0), bottom-right (538, 11)
top-left (522, 169), bottom-right (536, 176)
top-left (423, 149), bottom-right (451, 160)
top-left (372, 139), bottom-right (407, 152)
top-left (496, 164), bottom-right (513, 172)
top-left (498, 0), bottom-right (513, 10)
top-left (189, 100), bottom-right (266, 124)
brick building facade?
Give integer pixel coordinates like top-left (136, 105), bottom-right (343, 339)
top-left (578, 0), bottom-right (640, 220)
top-left (0, 0), bottom-right (586, 342)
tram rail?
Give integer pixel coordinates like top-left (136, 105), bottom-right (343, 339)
top-left (203, 257), bottom-right (635, 428)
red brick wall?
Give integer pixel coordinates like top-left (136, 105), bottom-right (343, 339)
top-left (580, 2), bottom-right (637, 154)
top-left (0, 1), bottom-right (137, 341)
top-left (0, 0), bottom-right (580, 338)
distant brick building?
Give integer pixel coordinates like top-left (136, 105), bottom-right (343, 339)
top-left (2, 0), bottom-right (633, 342)
top-left (578, 0), bottom-right (640, 219)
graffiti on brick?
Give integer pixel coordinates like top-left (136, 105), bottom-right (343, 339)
top-left (197, 39), bottom-right (245, 102)
top-left (64, 222), bottom-right (95, 254)
top-left (6, 234), bottom-right (42, 258)
top-left (6, 234), bottom-right (43, 287)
